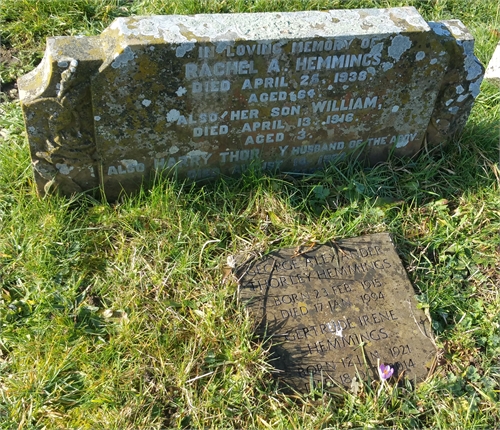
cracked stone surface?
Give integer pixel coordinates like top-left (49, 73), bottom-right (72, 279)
top-left (18, 7), bottom-right (484, 200)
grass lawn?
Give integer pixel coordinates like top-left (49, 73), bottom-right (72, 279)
top-left (1, 0), bottom-right (500, 428)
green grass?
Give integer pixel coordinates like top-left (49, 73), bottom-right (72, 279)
top-left (1, 0), bottom-right (500, 428)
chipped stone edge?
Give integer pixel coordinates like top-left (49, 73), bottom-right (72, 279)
top-left (425, 20), bottom-right (484, 146)
top-left (18, 37), bottom-right (104, 197)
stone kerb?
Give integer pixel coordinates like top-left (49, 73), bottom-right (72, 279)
top-left (18, 7), bottom-right (484, 200)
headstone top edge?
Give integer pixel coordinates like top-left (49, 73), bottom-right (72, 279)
top-left (116, 5), bottom-right (422, 20)
top-left (105, 7), bottom-right (430, 43)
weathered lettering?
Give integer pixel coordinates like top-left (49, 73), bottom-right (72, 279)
top-left (238, 233), bottom-right (437, 393)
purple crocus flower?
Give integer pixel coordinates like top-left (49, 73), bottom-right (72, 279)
top-left (379, 363), bottom-right (394, 380)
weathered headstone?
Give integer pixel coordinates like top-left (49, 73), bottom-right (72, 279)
top-left (484, 42), bottom-right (500, 87)
top-left (237, 233), bottom-right (436, 393)
top-left (18, 8), bottom-right (484, 200)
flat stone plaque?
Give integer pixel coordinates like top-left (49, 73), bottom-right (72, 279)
top-left (237, 233), bottom-right (436, 393)
top-left (18, 8), bottom-right (484, 200)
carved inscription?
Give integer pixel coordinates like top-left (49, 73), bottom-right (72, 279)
top-left (238, 233), bottom-right (436, 393)
top-left (85, 8), bottom-right (479, 200)
top-left (154, 31), bottom-right (428, 181)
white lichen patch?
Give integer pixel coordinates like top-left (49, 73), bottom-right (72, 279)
top-left (392, 105), bottom-right (399, 112)
top-left (430, 58), bottom-right (438, 65)
top-left (415, 51), bottom-right (425, 61)
top-left (393, 8), bottom-right (429, 29)
top-left (57, 61), bottom-right (69, 68)
top-left (111, 46), bottom-right (136, 69)
top-left (464, 51), bottom-right (483, 81)
top-left (176, 86), bottom-right (187, 96)
top-left (56, 163), bottom-right (74, 175)
top-left (445, 99), bottom-right (454, 106)
top-left (142, 99), bottom-right (152, 107)
top-left (360, 7), bottom-right (427, 34)
top-left (369, 42), bottom-right (384, 57)
top-left (110, 16), bottom-right (194, 43)
top-left (388, 34), bottom-right (412, 61)
top-left (166, 109), bottom-right (181, 122)
top-left (216, 41), bottom-right (234, 54)
top-left (448, 24), bottom-right (464, 36)
top-left (457, 94), bottom-right (468, 102)
top-left (428, 22), bottom-right (451, 37)
top-left (395, 137), bottom-right (409, 148)
top-left (469, 78), bottom-right (481, 97)
top-left (456, 85), bottom-right (464, 94)
top-left (382, 62), bottom-right (393, 71)
top-left (109, 7), bottom-right (426, 46)
top-left (176, 42), bottom-right (195, 58)
top-left (138, 19), bottom-right (159, 36)
top-left (169, 145), bottom-right (179, 154)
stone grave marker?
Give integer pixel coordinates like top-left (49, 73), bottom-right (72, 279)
top-left (237, 233), bottom-right (436, 393)
top-left (484, 42), bottom-right (500, 87)
top-left (18, 7), bottom-right (484, 200)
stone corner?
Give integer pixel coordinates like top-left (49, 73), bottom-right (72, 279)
top-left (425, 20), bottom-right (484, 146)
top-left (484, 41), bottom-right (500, 88)
top-left (18, 36), bottom-right (105, 198)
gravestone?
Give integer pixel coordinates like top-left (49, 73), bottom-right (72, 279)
top-left (484, 42), bottom-right (500, 87)
top-left (18, 7), bottom-right (484, 200)
top-left (237, 233), bottom-right (436, 393)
